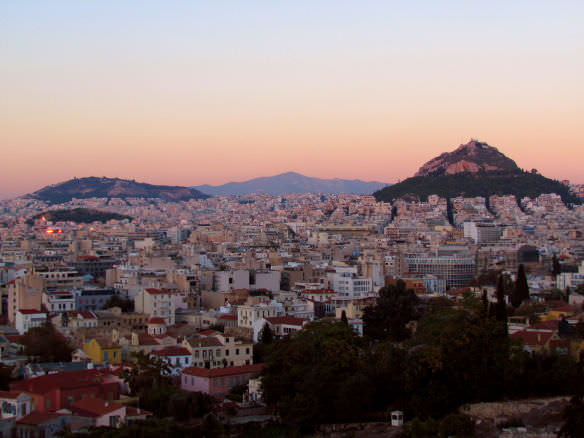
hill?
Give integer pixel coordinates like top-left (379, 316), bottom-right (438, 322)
top-left (28, 208), bottom-right (132, 224)
top-left (414, 139), bottom-right (520, 177)
top-left (194, 172), bottom-right (388, 195)
top-left (24, 177), bottom-right (209, 204)
top-left (374, 140), bottom-right (580, 205)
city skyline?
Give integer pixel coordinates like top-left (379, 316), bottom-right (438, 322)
top-left (2, 1), bottom-right (583, 199)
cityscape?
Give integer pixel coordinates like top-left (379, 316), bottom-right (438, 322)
top-left (2, 2), bottom-right (584, 438)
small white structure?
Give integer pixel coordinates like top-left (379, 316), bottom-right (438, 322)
top-left (391, 410), bottom-right (404, 427)
top-left (15, 309), bottom-right (47, 334)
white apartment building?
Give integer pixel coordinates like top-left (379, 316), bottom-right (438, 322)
top-left (15, 309), bottom-right (47, 334)
top-left (42, 290), bottom-right (75, 313)
top-left (332, 272), bottom-right (373, 298)
top-left (237, 302), bottom-right (285, 328)
top-left (463, 221), bottom-right (502, 244)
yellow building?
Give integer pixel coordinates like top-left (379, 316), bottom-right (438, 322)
top-left (82, 337), bottom-right (122, 364)
top-left (541, 306), bottom-right (575, 321)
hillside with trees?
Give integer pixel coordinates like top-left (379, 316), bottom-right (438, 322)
top-left (374, 170), bottom-right (580, 205)
top-left (28, 208), bottom-right (133, 224)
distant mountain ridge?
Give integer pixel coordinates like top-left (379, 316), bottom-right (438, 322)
top-left (24, 177), bottom-right (209, 204)
top-left (194, 172), bottom-right (389, 195)
top-left (375, 140), bottom-right (580, 205)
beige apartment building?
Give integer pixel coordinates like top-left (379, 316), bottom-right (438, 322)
top-left (183, 332), bottom-right (253, 369)
top-left (134, 288), bottom-right (176, 325)
top-left (7, 274), bottom-right (44, 323)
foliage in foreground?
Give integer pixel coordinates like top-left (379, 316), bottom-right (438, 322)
top-left (261, 293), bottom-right (580, 429)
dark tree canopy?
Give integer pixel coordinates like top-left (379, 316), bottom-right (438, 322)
top-left (340, 310), bottom-right (348, 326)
top-left (495, 274), bottom-right (509, 329)
top-left (21, 323), bottom-right (73, 362)
top-left (363, 279), bottom-right (420, 342)
top-left (511, 264), bottom-right (530, 308)
top-left (262, 321), bottom-right (372, 427)
top-left (259, 322), bottom-right (274, 344)
top-left (102, 294), bottom-right (134, 312)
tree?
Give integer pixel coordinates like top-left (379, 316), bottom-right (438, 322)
top-left (102, 294), bottom-right (134, 312)
top-left (121, 351), bottom-right (171, 396)
top-left (405, 300), bottom-right (509, 418)
top-left (0, 364), bottom-right (14, 390)
top-left (21, 323), bottom-right (74, 362)
top-left (363, 280), bottom-right (420, 342)
top-left (438, 413), bottom-right (475, 437)
top-left (511, 264), bottom-right (530, 308)
top-left (262, 321), bottom-right (371, 427)
top-left (340, 310), bottom-right (348, 326)
top-left (259, 323), bottom-right (274, 344)
top-left (495, 274), bottom-right (508, 330)
top-left (552, 254), bottom-right (562, 278)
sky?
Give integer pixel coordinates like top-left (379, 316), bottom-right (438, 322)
top-left (1, 1), bottom-right (583, 199)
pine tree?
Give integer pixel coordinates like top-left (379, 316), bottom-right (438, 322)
top-left (259, 322), bottom-right (274, 344)
top-left (340, 310), bottom-right (349, 326)
top-left (512, 264), bottom-right (530, 308)
top-left (495, 274), bottom-right (508, 331)
top-left (552, 254), bottom-right (561, 278)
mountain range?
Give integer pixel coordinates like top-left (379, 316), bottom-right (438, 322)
top-left (374, 139), bottom-right (579, 205)
top-left (193, 172), bottom-right (389, 196)
top-left (24, 177), bottom-right (209, 204)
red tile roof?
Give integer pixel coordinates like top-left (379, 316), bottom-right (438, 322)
top-left (5, 335), bottom-right (24, 344)
top-left (137, 334), bottom-right (161, 346)
top-left (511, 330), bottom-right (554, 346)
top-left (17, 412), bottom-right (65, 425)
top-left (266, 316), bottom-right (307, 326)
top-left (0, 390), bottom-right (25, 399)
top-left (148, 317), bottom-right (166, 324)
top-left (218, 314), bottom-right (237, 320)
top-left (529, 320), bottom-right (559, 331)
top-left (71, 397), bottom-right (124, 417)
top-left (126, 406), bottom-right (152, 417)
top-left (199, 329), bottom-right (219, 336)
top-left (10, 369), bottom-right (111, 395)
top-left (182, 363), bottom-right (263, 378)
top-left (152, 347), bottom-right (191, 357)
top-left (18, 309), bottom-right (44, 315)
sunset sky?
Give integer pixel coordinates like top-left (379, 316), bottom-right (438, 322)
top-left (1, 1), bottom-right (583, 199)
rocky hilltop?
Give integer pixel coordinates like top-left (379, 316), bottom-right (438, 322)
top-left (414, 139), bottom-right (520, 177)
top-left (25, 177), bottom-right (209, 204)
top-left (375, 140), bottom-right (580, 205)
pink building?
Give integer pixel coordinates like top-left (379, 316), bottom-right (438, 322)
top-left (181, 364), bottom-right (263, 397)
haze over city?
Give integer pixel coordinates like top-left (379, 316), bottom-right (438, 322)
top-left (1, 1), bottom-right (583, 199)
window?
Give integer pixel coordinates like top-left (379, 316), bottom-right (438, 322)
top-left (184, 376), bottom-right (187, 384)
top-left (216, 349), bottom-right (221, 357)
top-left (195, 351), bottom-right (199, 359)
top-left (245, 348), bottom-right (249, 355)
top-left (235, 349), bottom-right (239, 355)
